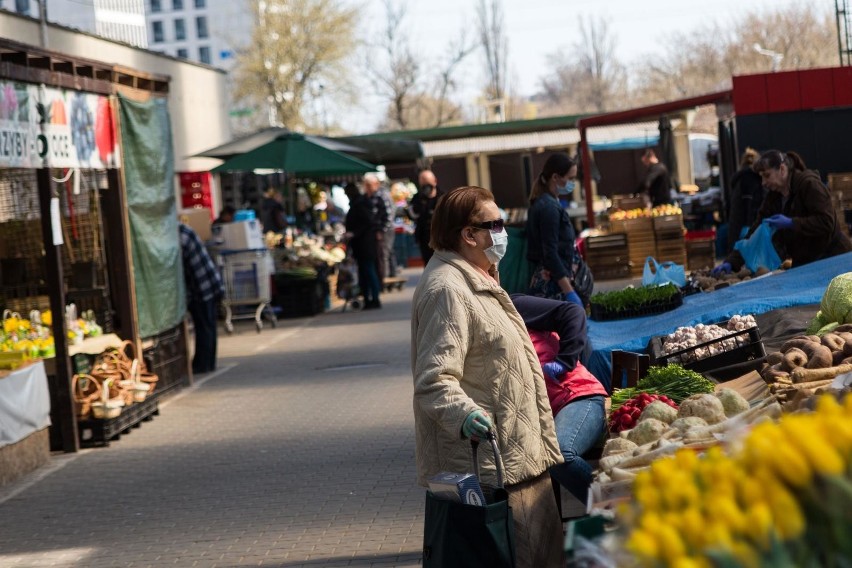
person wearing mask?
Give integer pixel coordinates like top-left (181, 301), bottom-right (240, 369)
top-left (412, 186), bottom-right (564, 567)
top-left (637, 149), bottom-right (674, 207)
top-left (344, 183), bottom-right (382, 309)
top-left (511, 294), bottom-right (607, 505)
top-left (526, 154), bottom-right (587, 307)
top-left (727, 147), bottom-right (765, 251)
top-left (179, 222), bottom-right (224, 374)
top-left (713, 149), bottom-right (852, 276)
top-left (409, 170), bottom-right (442, 265)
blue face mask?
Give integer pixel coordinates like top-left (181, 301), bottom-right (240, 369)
top-left (557, 180), bottom-right (575, 196)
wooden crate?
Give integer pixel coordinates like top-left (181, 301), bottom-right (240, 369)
top-left (611, 217), bottom-right (653, 234)
top-left (653, 214), bottom-right (684, 232)
top-left (612, 195), bottom-right (649, 210)
top-left (828, 172), bottom-right (852, 194)
top-left (687, 255), bottom-right (716, 271)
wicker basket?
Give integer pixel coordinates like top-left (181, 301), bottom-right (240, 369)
top-left (90, 378), bottom-right (123, 420)
top-left (73, 373), bottom-right (101, 419)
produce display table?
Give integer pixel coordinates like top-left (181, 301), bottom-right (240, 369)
top-left (0, 360), bottom-right (50, 449)
top-left (586, 252), bottom-right (852, 389)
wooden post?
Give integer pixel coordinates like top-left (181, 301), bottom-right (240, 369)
top-left (37, 167), bottom-right (79, 453)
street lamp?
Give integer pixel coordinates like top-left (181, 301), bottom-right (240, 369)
top-left (753, 43), bottom-right (784, 72)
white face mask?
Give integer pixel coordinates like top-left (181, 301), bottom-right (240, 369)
top-left (483, 229), bottom-right (508, 264)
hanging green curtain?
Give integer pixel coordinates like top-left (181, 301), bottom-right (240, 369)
top-left (118, 94), bottom-right (186, 338)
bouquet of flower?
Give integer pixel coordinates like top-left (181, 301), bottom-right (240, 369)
top-left (619, 393), bottom-right (852, 567)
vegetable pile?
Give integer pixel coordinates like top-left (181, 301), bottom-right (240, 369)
top-left (610, 364), bottom-right (716, 410)
top-left (659, 315), bottom-right (757, 362)
top-left (590, 283), bottom-right (680, 316)
top-left (688, 266), bottom-right (771, 292)
top-left (608, 393), bottom-right (677, 433)
top-left (761, 325), bottom-right (852, 404)
top-left (806, 272), bottom-right (852, 334)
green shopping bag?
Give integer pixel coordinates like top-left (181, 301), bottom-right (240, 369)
top-left (422, 433), bottom-right (516, 568)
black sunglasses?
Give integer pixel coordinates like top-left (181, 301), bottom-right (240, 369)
top-left (470, 218), bottom-right (505, 232)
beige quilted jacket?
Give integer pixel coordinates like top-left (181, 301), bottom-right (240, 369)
top-left (411, 250), bottom-right (562, 487)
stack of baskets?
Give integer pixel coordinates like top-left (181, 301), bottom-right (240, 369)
top-left (72, 340), bottom-right (159, 420)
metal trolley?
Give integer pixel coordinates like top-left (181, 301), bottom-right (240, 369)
top-left (217, 248), bottom-right (278, 333)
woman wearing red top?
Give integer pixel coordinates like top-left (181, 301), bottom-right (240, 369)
top-left (511, 294), bottom-right (608, 504)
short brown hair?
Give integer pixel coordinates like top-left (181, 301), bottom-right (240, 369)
top-left (429, 186), bottom-right (495, 252)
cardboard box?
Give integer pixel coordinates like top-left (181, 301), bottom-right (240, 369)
top-left (211, 220), bottom-right (265, 250)
top-left (179, 207), bottom-right (213, 242)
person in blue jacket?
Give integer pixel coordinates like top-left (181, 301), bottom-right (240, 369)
top-left (526, 153), bottom-right (588, 307)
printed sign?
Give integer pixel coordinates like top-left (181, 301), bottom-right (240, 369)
top-left (0, 81), bottom-right (120, 169)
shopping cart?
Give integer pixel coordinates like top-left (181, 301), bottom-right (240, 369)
top-left (335, 256), bottom-right (362, 312)
top-left (218, 249), bottom-right (278, 333)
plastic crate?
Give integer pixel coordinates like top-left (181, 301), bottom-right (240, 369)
top-left (590, 293), bottom-right (683, 321)
top-left (647, 325), bottom-right (766, 373)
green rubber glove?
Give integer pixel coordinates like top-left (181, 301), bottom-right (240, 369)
top-left (462, 409), bottom-right (493, 439)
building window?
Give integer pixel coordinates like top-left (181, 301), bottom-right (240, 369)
top-left (15, 0), bottom-right (31, 15)
top-left (196, 16), bottom-right (208, 38)
top-left (194, 0), bottom-right (205, 7)
top-left (173, 0), bottom-right (183, 9)
top-left (174, 18), bottom-right (186, 40)
top-left (152, 21), bottom-right (164, 42)
top-left (199, 46), bottom-right (211, 64)
top-left (150, 0), bottom-right (161, 12)
top-left (177, 48), bottom-right (188, 59)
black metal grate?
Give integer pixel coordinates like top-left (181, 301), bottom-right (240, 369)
top-left (0, 168), bottom-right (114, 330)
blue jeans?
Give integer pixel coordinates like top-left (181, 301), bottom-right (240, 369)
top-left (550, 395), bottom-right (606, 503)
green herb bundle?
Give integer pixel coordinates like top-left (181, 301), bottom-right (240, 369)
top-left (610, 363), bottom-right (716, 410)
top-left (590, 283), bottom-right (679, 314)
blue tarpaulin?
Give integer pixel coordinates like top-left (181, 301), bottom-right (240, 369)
top-left (587, 252), bottom-right (852, 390)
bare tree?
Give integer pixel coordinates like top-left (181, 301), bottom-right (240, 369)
top-left (232, 0), bottom-right (359, 132)
top-left (538, 16), bottom-right (627, 115)
top-left (369, 0), bottom-right (475, 130)
top-left (633, 3), bottom-right (836, 105)
top-left (477, 0), bottom-right (508, 119)
top-left (366, 0), bottom-right (421, 130)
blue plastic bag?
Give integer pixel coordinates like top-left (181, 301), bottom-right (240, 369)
top-left (734, 222), bottom-right (782, 272)
top-left (642, 257), bottom-right (686, 287)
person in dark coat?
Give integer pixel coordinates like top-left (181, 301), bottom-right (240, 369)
top-left (344, 183), bottom-right (382, 309)
top-left (637, 149), bottom-right (673, 207)
top-left (714, 149), bottom-right (852, 275)
top-left (261, 189), bottom-right (287, 233)
top-left (727, 147), bottom-right (765, 251)
top-left (409, 170), bottom-right (442, 265)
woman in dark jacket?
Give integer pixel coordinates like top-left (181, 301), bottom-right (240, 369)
top-left (526, 154), bottom-right (586, 306)
top-left (714, 150), bottom-right (852, 274)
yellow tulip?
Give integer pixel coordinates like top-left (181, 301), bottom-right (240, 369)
top-left (730, 541), bottom-right (761, 568)
top-left (655, 524), bottom-right (687, 563)
top-left (766, 485), bottom-right (804, 540)
top-left (781, 419), bottom-right (845, 477)
top-left (626, 528), bottom-right (659, 560)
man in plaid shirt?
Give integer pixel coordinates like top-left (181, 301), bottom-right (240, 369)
top-left (179, 223), bottom-right (224, 374)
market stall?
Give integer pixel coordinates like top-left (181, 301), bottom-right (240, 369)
top-left (562, 270), bottom-right (852, 566)
top-left (586, 252), bottom-right (852, 390)
top-left (0, 361), bottom-right (50, 485)
top-left (0, 42), bottom-right (189, 467)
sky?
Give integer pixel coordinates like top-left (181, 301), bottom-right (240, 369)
top-left (338, 0), bottom-right (827, 133)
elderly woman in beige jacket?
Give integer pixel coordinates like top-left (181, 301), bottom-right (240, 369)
top-left (411, 186), bottom-right (564, 567)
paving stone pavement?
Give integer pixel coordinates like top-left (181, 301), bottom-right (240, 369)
top-left (0, 269), bottom-right (426, 568)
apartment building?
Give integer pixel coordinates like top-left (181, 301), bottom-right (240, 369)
top-left (144, 0), bottom-right (251, 68)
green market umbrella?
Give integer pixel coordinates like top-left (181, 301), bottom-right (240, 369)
top-left (210, 132), bottom-right (377, 177)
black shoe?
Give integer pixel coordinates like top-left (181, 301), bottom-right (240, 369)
top-left (364, 299), bottom-right (382, 309)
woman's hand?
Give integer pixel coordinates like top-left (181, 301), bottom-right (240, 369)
top-left (462, 409), bottom-right (493, 439)
top-left (765, 214), bottom-right (793, 230)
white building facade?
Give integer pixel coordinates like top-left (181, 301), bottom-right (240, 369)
top-left (4, 0), bottom-right (149, 47)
